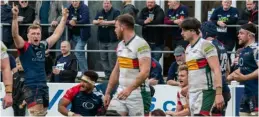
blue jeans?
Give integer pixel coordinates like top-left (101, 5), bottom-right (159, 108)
top-left (99, 42), bottom-right (118, 79)
top-left (72, 35), bottom-right (88, 73)
top-left (149, 43), bottom-right (163, 61)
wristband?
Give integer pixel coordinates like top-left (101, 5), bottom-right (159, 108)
top-left (216, 87), bottom-right (222, 95)
top-left (68, 111), bottom-right (75, 117)
top-left (5, 85), bottom-right (12, 93)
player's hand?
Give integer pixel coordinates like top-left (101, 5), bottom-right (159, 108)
top-left (62, 5), bottom-right (69, 18)
top-left (232, 71), bottom-right (247, 82)
top-left (117, 88), bottom-right (132, 100)
top-left (51, 21), bottom-right (58, 27)
top-left (69, 20), bottom-right (76, 26)
top-left (12, 3), bottom-right (19, 19)
top-left (3, 93), bottom-right (13, 109)
top-left (165, 111), bottom-right (177, 116)
top-left (104, 94), bottom-right (111, 108)
top-left (214, 94), bottom-right (224, 110)
top-left (52, 69), bottom-right (60, 75)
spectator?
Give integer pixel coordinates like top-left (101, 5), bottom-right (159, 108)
top-left (151, 109), bottom-right (166, 116)
top-left (12, 57), bottom-right (26, 116)
top-left (50, 41), bottom-right (78, 83)
top-left (34, 1), bottom-right (67, 57)
top-left (58, 71), bottom-right (104, 116)
top-left (164, 0), bottom-right (189, 49)
top-left (166, 64), bottom-right (190, 116)
top-left (210, 0), bottom-right (239, 59)
top-left (18, 0), bottom-right (35, 41)
top-left (67, 1), bottom-right (90, 73)
top-left (137, 0), bottom-right (165, 61)
top-left (1, 1), bottom-right (13, 48)
top-left (167, 46), bottom-right (185, 86)
top-left (34, 1), bottom-right (66, 40)
top-left (93, 0), bottom-right (120, 79)
top-left (238, 0), bottom-right (258, 25)
top-left (0, 41), bottom-right (13, 109)
top-left (149, 58), bottom-right (165, 85)
top-left (121, 0), bottom-right (139, 19)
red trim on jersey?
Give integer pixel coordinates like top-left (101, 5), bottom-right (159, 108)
top-left (197, 58), bottom-right (208, 68)
top-left (199, 110), bottom-right (210, 116)
top-left (211, 113), bottom-right (222, 116)
top-left (177, 92), bottom-right (182, 106)
top-left (63, 84), bottom-right (81, 101)
top-left (132, 59), bottom-right (139, 68)
top-left (17, 41), bottom-right (30, 55)
top-left (27, 102), bottom-right (37, 108)
top-left (254, 107), bottom-right (258, 111)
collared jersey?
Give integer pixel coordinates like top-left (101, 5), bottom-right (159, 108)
top-left (238, 42), bottom-right (258, 97)
top-left (18, 41), bottom-right (48, 86)
top-left (63, 84), bottom-right (103, 116)
top-left (185, 38), bottom-right (218, 92)
top-left (1, 41), bottom-right (8, 60)
top-left (211, 39), bottom-right (230, 93)
top-left (116, 35), bottom-right (151, 91)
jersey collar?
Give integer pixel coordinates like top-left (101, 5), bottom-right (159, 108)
top-left (124, 34), bottom-right (136, 46)
top-left (191, 37), bottom-right (201, 48)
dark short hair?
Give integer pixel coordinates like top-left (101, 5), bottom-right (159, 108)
top-left (115, 14), bottom-right (135, 29)
top-left (180, 17), bottom-right (201, 35)
top-left (151, 109), bottom-right (166, 116)
top-left (83, 70), bottom-right (99, 82)
top-left (240, 23), bottom-right (257, 35)
top-left (27, 24), bottom-right (42, 33)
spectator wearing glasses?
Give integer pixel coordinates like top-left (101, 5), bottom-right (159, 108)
top-left (67, 1), bottom-right (90, 73)
top-left (17, 0), bottom-right (35, 41)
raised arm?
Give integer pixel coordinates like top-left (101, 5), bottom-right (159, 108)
top-left (46, 6), bottom-right (69, 48)
top-left (12, 3), bottom-right (25, 49)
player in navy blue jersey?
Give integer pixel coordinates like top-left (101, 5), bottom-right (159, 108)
top-left (11, 3), bottom-right (68, 116)
top-left (228, 23), bottom-right (258, 116)
top-left (58, 71), bottom-right (104, 116)
top-left (201, 21), bottom-right (231, 116)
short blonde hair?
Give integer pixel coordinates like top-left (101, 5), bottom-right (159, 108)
top-left (27, 24), bottom-right (42, 33)
top-left (178, 64), bottom-right (188, 73)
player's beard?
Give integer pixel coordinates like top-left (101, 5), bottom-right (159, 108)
top-left (117, 31), bottom-right (124, 40)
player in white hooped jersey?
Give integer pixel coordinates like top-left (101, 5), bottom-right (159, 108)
top-left (180, 17), bottom-right (224, 116)
top-left (104, 14), bottom-right (151, 116)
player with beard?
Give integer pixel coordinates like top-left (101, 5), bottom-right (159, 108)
top-left (58, 71), bottom-right (104, 116)
top-left (104, 14), bottom-right (151, 116)
top-left (228, 24), bottom-right (258, 116)
top-left (181, 17), bottom-right (224, 116)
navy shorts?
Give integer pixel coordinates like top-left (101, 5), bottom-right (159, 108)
top-left (22, 85), bottom-right (49, 108)
top-left (239, 95), bottom-right (258, 113)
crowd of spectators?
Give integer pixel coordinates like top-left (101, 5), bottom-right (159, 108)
top-left (1, 0), bottom-right (258, 82)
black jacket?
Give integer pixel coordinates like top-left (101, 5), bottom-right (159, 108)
top-left (1, 4), bottom-right (13, 45)
top-left (122, 4), bottom-right (139, 19)
top-left (50, 54), bottom-right (78, 83)
top-left (137, 5), bottom-right (165, 45)
top-left (18, 6), bottom-right (35, 40)
top-left (238, 8), bottom-right (258, 25)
